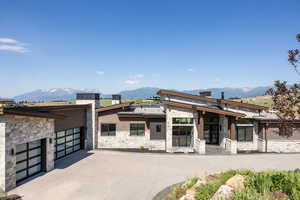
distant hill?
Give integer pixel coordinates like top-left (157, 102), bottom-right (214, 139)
top-left (13, 88), bottom-right (102, 102)
top-left (12, 86), bottom-right (271, 102)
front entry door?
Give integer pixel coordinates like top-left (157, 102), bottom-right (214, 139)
top-left (204, 124), bottom-right (219, 144)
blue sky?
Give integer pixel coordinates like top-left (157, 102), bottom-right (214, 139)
top-left (0, 0), bottom-right (299, 97)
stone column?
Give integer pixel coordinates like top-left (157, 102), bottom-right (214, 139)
top-left (0, 121), bottom-right (6, 191)
top-left (76, 93), bottom-right (100, 150)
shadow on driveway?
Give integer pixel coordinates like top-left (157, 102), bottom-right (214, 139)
top-left (55, 150), bottom-right (94, 169)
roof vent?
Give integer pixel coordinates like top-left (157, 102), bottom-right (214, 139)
top-left (199, 91), bottom-right (212, 98)
top-left (112, 94), bottom-right (122, 105)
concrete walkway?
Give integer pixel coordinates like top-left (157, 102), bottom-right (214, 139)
top-left (10, 150), bottom-right (300, 200)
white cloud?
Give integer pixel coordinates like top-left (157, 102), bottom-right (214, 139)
top-left (0, 45), bottom-right (28, 53)
top-left (96, 70), bottom-right (104, 75)
top-left (215, 77), bottom-right (221, 82)
top-left (124, 80), bottom-right (139, 85)
top-left (132, 74), bottom-right (144, 79)
top-left (0, 38), bottom-right (19, 44)
top-left (187, 68), bottom-right (195, 72)
top-left (0, 37), bottom-right (29, 53)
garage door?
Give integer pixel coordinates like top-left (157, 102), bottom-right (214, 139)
top-left (16, 140), bottom-right (44, 183)
top-left (54, 127), bottom-right (83, 160)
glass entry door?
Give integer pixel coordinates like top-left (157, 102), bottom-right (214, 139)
top-left (204, 124), bottom-right (219, 144)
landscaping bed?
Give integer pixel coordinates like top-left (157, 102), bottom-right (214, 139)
top-left (154, 169), bottom-right (300, 200)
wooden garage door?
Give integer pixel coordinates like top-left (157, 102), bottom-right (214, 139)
top-left (54, 127), bottom-right (83, 160)
top-left (16, 140), bottom-right (44, 182)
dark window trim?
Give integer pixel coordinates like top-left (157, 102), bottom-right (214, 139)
top-left (237, 126), bottom-right (253, 142)
top-left (101, 123), bottom-right (116, 136)
top-left (130, 123), bottom-right (145, 136)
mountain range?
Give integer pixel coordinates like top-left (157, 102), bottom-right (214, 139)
top-left (9, 86), bottom-right (271, 102)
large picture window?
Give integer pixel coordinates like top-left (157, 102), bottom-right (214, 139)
top-left (237, 126), bottom-right (253, 142)
top-left (172, 118), bottom-right (193, 124)
top-left (130, 123), bottom-right (145, 136)
top-left (101, 124), bottom-right (116, 136)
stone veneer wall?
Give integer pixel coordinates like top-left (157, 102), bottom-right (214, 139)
top-left (266, 140), bottom-right (300, 153)
top-left (165, 106), bottom-right (198, 153)
top-left (98, 113), bottom-right (158, 149)
top-left (0, 115), bottom-right (55, 191)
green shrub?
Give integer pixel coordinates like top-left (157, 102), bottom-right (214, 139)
top-left (195, 181), bottom-right (222, 200)
top-left (139, 146), bottom-right (145, 151)
top-left (186, 177), bottom-right (199, 189)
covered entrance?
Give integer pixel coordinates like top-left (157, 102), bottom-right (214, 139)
top-left (16, 139), bottom-right (46, 183)
top-left (204, 115), bottom-right (220, 145)
top-left (54, 127), bottom-right (84, 160)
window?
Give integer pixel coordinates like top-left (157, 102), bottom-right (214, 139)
top-left (156, 124), bottom-right (161, 133)
top-left (172, 118), bottom-right (193, 124)
top-left (237, 126), bottom-right (253, 142)
top-left (279, 126), bottom-right (293, 136)
top-left (130, 123), bottom-right (145, 136)
top-left (101, 124), bottom-right (116, 136)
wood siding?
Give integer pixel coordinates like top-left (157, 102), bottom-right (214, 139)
top-left (54, 109), bottom-right (86, 132)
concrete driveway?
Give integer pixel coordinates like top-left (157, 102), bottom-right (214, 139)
top-left (10, 150), bottom-right (300, 200)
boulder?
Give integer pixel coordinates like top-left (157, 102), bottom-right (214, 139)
top-left (179, 194), bottom-right (196, 200)
top-left (210, 185), bottom-right (234, 200)
top-left (225, 174), bottom-right (246, 191)
top-left (186, 187), bottom-right (197, 196)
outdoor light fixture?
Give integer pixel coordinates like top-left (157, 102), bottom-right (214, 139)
top-left (11, 148), bottom-right (14, 156)
top-left (49, 138), bottom-right (53, 144)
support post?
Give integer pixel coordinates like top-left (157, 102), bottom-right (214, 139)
top-left (197, 111), bottom-right (204, 140)
top-left (230, 117), bottom-right (237, 140)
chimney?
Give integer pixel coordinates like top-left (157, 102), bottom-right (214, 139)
top-left (76, 93), bottom-right (100, 108)
top-left (199, 91), bottom-right (212, 98)
top-left (221, 92), bottom-right (225, 100)
top-left (112, 94), bottom-right (122, 105)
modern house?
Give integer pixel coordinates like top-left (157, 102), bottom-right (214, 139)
top-left (0, 90), bottom-right (300, 191)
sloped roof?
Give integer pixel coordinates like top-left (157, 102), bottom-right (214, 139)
top-left (161, 100), bottom-right (245, 118)
top-left (157, 89), bottom-right (268, 111)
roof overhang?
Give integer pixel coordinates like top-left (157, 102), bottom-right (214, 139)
top-left (0, 107), bottom-right (66, 119)
top-left (161, 100), bottom-right (246, 118)
top-left (96, 102), bottom-right (133, 112)
top-left (257, 119), bottom-right (300, 124)
top-left (117, 112), bottom-right (165, 119)
top-left (157, 89), bottom-right (268, 111)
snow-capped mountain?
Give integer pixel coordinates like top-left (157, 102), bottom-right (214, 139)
top-left (12, 86), bottom-right (271, 102)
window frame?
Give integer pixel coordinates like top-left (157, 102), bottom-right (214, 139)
top-left (101, 123), bottom-right (116, 136)
top-left (172, 118), bottom-right (194, 125)
top-left (237, 126), bottom-right (253, 142)
top-left (130, 123), bottom-right (145, 136)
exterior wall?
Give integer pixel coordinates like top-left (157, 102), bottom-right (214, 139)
top-left (237, 121), bottom-right (259, 151)
top-left (165, 106), bottom-right (198, 153)
top-left (98, 113), bottom-right (154, 149)
top-left (53, 109), bottom-right (86, 132)
top-left (76, 100), bottom-right (97, 149)
top-left (0, 115), bottom-right (55, 191)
